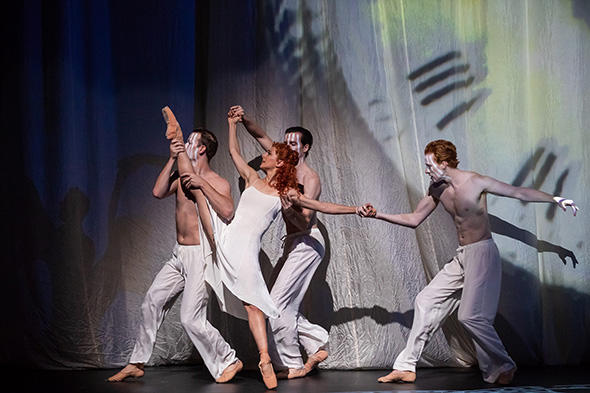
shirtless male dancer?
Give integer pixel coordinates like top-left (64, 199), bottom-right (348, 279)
top-left (228, 105), bottom-right (329, 379)
top-left (108, 111), bottom-right (242, 383)
top-left (364, 139), bottom-right (578, 385)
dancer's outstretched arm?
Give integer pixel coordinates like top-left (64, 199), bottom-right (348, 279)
top-left (230, 105), bottom-right (273, 151)
top-left (285, 189), bottom-right (372, 216)
top-left (368, 195), bottom-right (438, 228)
top-left (152, 140), bottom-right (182, 199)
top-left (476, 175), bottom-right (579, 215)
top-left (228, 113), bottom-right (259, 186)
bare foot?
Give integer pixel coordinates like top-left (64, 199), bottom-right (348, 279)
top-left (215, 359), bottom-right (243, 383)
top-left (496, 366), bottom-right (517, 385)
top-left (303, 349), bottom-right (328, 373)
top-left (161, 106), bottom-right (183, 141)
top-left (258, 359), bottom-right (278, 389)
top-left (377, 369), bottom-right (416, 383)
top-left (107, 364), bottom-right (144, 382)
top-left (276, 368), bottom-right (306, 380)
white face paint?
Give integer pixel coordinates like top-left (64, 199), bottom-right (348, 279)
top-left (285, 132), bottom-right (302, 158)
top-left (425, 153), bottom-right (447, 182)
top-left (185, 133), bottom-right (199, 161)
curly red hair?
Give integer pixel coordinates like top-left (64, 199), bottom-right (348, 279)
top-left (270, 142), bottom-right (299, 195)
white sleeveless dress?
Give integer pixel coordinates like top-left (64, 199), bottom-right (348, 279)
top-left (199, 184), bottom-right (282, 320)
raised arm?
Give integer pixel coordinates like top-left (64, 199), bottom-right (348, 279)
top-left (478, 175), bottom-right (578, 215)
top-left (152, 140), bottom-right (182, 199)
top-left (228, 113), bottom-right (259, 186)
top-left (372, 195), bottom-right (438, 228)
top-left (230, 105), bottom-right (274, 151)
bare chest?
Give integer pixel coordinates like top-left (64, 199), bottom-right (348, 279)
top-left (439, 184), bottom-right (486, 219)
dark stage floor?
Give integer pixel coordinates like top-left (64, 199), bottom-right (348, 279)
top-left (3, 365), bottom-right (589, 393)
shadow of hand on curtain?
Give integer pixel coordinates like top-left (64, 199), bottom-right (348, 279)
top-left (489, 214), bottom-right (579, 268)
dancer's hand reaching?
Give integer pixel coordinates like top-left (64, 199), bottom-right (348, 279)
top-left (357, 203), bottom-right (376, 217)
top-left (170, 139), bottom-right (185, 158)
top-left (181, 173), bottom-right (204, 189)
top-left (553, 196), bottom-right (579, 216)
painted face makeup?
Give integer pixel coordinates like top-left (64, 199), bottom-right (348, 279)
top-left (185, 133), bottom-right (199, 161)
top-left (425, 154), bottom-right (447, 181)
top-left (285, 132), bottom-right (302, 157)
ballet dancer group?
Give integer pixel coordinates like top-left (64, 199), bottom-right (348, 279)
top-left (108, 106), bottom-right (578, 389)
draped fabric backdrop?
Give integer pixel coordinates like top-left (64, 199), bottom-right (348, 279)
top-left (4, 0), bottom-right (588, 369)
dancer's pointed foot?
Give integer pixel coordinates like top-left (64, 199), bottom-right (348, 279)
top-left (258, 360), bottom-right (278, 389)
top-left (276, 368), bottom-right (306, 380)
top-left (496, 366), bottom-right (517, 385)
top-left (377, 369), bottom-right (416, 383)
top-left (107, 364), bottom-right (144, 382)
top-left (161, 106), bottom-right (183, 141)
top-left (215, 359), bottom-right (243, 383)
top-left (303, 349), bottom-right (328, 373)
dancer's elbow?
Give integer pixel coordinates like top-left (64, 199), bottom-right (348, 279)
top-left (219, 207), bottom-right (235, 222)
top-left (152, 189), bottom-right (166, 199)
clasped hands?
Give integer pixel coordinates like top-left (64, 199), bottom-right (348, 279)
top-left (227, 105), bottom-right (245, 124)
top-left (357, 204), bottom-right (377, 218)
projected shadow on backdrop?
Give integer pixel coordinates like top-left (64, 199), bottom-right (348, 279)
top-left (507, 146), bottom-right (570, 221)
top-left (14, 178), bottom-right (99, 367)
top-left (408, 50), bottom-right (491, 130)
top-left (20, 153), bottom-right (196, 367)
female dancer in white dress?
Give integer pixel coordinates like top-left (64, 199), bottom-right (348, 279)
top-left (198, 112), bottom-right (373, 389)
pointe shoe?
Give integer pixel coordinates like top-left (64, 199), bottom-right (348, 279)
top-left (161, 106), bottom-right (183, 141)
top-left (377, 369), bottom-right (416, 383)
top-left (496, 366), bottom-right (517, 385)
top-left (258, 360), bottom-right (278, 389)
top-left (215, 359), bottom-right (243, 383)
top-left (303, 349), bottom-right (328, 373)
top-left (276, 368), bottom-right (306, 380)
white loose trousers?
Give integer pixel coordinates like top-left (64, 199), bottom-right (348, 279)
top-left (268, 228), bottom-right (329, 370)
top-left (393, 238), bottom-right (515, 383)
top-left (129, 244), bottom-right (237, 379)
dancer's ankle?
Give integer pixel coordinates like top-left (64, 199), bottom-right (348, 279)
top-left (259, 351), bottom-right (271, 363)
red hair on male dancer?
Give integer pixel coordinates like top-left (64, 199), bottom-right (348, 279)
top-left (361, 139), bottom-right (578, 385)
